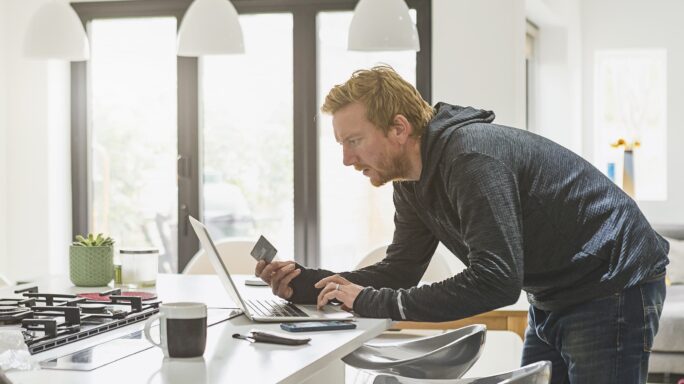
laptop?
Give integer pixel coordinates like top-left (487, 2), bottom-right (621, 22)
top-left (189, 216), bottom-right (353, 322)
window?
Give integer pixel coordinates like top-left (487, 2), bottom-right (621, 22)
top-left (201, 14), bottom-right (295, 258)
top-left (72, 0), bottom-right (431, 271)
top-left (594, 49), bottom-right (667, 201)
top-left (88, 17), bottom-right (179, 272)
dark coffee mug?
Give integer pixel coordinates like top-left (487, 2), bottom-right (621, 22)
top-left (144, 302), bottom-right (207, 358)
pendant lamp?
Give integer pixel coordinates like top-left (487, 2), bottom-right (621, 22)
top-left (24, 0), bottom-right (90, 61)
top-left (177, 0), bottom-right (245, 56)
top-left (348, 0), bottom-right (420, 52)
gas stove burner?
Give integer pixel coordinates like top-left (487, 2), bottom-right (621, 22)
top-left (0, 306), bottom-right (33, 325)
top-left (77, 291), bottom-right (157, 302)
top-left (0, 298), bottom-right (34, 307)
top-left (0, 306), bottom-right (31, 315)
top-left (78, 303), bottom-right (107, 314)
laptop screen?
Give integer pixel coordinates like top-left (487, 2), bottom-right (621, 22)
top-left (188, 216), bottom-right (249, 313)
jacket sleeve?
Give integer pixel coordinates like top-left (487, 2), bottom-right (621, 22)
top-left (353, 153), bottom-right (524, 321)
top-left (288, 265), bottom-right (336, 304)
top-left (289, 183), bottom-right (439, 305)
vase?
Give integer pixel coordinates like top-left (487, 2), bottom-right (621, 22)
top-left (69, 245), bottom-right (114, 286)
top-left (622, 149), bottom-right (636, 197)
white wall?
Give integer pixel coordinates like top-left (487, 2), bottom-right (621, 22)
top-left (432, 0), bottom-right (583, 158)
top-left (432, 0), bottom-right (527, 129)
top-left (2, 0), bottom-right (72, 281)
top-left (526, 0), bottom-right (582, 154)
top-left (0, 0), bottom-right (9, 280)
top-left (581, 0), bottom-right (684, 224)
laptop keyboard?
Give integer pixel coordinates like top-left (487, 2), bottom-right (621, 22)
top-left (246, 299), bottom-right (309, 318)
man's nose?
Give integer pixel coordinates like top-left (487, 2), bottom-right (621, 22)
top-left (342, 147), bottom-right (356, 167)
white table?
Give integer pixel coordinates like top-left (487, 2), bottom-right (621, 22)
top-left (3, 274), bottom-right (391, 384)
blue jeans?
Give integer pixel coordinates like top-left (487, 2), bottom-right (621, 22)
top-left (521, 277), bottom-right (666, 384)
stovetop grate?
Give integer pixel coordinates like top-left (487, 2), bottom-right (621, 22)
top-left (1, 285), bottom-right (160, 355)
top-left (26, 306), bottom-right (159, 354)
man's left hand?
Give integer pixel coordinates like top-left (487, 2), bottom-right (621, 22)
top-left (314, 275), bottom-right (364, 311)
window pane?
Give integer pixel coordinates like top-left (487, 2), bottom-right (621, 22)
top-left (89, 18), bottom-right (178, 272)
top-left (594, 50), bottom-right (667, 201)
top-left (317, 11), bottom-right (417, 272)
top-left (201, 14), bottom-right (294, 259)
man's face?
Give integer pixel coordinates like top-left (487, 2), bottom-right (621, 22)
top-left (332, 102), bottom-right (410, 187)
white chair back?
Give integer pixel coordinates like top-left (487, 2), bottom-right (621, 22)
top-left (356, 244), bottom-right (458, 283)
top-left (183, 237), bottom-right (257, 275)
top-left (463, 331), bottom-right (524, 379)
top-left (0, 274), bottom-right (12, 288)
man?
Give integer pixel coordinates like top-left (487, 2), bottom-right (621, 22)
top-left (256, 66), bottom-right (669, 383)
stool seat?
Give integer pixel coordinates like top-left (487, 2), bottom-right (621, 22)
top-left (343, 324), bottom-right (486, 380)
top-left (370, 360), bottom-right (552, 384)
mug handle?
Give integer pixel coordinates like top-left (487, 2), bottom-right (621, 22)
top-left (144, 313), bottom-right (165, 348)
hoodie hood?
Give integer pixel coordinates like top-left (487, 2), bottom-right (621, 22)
top-left (419, 103), bottom-right (496, 187)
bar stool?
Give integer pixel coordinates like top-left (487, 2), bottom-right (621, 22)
top-left (343, 324), bottom-right (486, 380)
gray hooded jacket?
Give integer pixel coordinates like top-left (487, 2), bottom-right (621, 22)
top-left (290, 103), bottom-right (669, 321)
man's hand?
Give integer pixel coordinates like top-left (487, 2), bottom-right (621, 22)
top-left (315, 275), bottom-right (363, 311)
top-left (255, 260), bottom-right (301, 300)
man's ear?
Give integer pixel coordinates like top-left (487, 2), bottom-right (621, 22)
top-left (390, 114), bottom-right (412, 144)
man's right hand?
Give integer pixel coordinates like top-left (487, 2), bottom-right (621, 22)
top-left (255, 260), bottom-right (301, 300)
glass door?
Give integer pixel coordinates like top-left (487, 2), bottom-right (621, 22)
top-left (201, 13), bottom-right (295, 259)
top-left (74, 0), bottom-right (430, 272)
top-left (88, 17), bottom-right (179, 272)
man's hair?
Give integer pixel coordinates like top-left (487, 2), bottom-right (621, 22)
top-left (320, 65), bottom-right (433, 137)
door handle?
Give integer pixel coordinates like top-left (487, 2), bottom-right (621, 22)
top-left (177, 155), bottom-right (191, 179)
top-left (178, 154), bottom-right (192, 236)
top-left (180, 203), bottom-right (189, 236)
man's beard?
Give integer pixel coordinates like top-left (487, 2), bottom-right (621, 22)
top-left (367, 152), bottom-right (412, 187)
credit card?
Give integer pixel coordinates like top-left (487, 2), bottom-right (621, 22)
top-left (250, 235), bottom-right (277, 263)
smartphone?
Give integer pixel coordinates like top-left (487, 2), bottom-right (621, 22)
top-left (280, 321), bottom-right (356, 333)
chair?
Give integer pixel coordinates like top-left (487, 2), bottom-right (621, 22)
top-left (356, 244), bottom-right (459, 283)
top-left (367, 361), bottom-right (552, 384)
top-left (0, 274), bottom-right (12, 288)
top-left (342, 324), bottom-right (486, 380)
top-left (463, 331), bottom-right (524, 378)
top-left (0, 368), bottom-right (12, 384)
top-left (182, 237), bottom-right (257, 275)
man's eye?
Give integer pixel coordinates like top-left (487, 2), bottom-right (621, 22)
top-left (348, 139), bottom-right (360, 146)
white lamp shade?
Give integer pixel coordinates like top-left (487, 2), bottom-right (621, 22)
top-left (177, 0), bottom-right (245, 56)
top-left (348, 0), bottom-right (420, 52)
top-left (23, 0), bottom-right (90, 61)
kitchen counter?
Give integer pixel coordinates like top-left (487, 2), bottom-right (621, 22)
top-left (2, 274), bottom-right (390, 384)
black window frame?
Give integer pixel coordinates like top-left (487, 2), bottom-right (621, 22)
top-left (71, 0), bottom-right (432, 272)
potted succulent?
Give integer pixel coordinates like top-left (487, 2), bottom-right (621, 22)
top-left (69, 233), bottom-right (115, 287)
